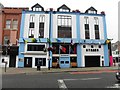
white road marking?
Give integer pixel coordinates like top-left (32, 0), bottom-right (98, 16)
top-left (63, 78), bottom-right (101, 81)
top-left (58, 79), bottom-right (68, 90)
top-left (106, 84), bottom-right (120, 88)
top-left (80, 78), bottom-right (101, 80)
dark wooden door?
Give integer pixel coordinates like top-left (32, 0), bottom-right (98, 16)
top-left (24, 57), bottom-right (32, 67)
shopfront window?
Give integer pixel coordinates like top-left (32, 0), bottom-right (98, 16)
top-left (60, 44), bottom-right (69, 54)
top-left (70, 44), bottom-right (77, 54)
top-left (35, 58), bottom-right (46, 66)
top-left (52, 44), bottom-right (59, 54)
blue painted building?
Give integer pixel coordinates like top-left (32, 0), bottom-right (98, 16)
top-left (18, 3), bottom-right (109, 68)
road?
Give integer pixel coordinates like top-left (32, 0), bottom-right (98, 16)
top-left (2, 71), bottom-right (120, 89)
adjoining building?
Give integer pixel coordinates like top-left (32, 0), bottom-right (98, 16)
top-left (0, 4), bottom-right (28, 67)
top-left (18, 3), bottom-right (110, 68)
top-left (111, 41), bottom-right (120, 66)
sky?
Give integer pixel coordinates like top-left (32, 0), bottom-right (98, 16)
top-left (0, 0), bottom-right (119, 43)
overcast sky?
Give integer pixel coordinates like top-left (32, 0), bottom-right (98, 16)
top-left (0, 0), bottom-right (119, 43)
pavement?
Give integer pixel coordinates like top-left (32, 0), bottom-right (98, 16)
top-left (1, 66), bottom-right (119, 75)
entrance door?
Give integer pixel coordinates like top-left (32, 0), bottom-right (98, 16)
top-left (9, 55), bottom-right (16, 67)
top-left (24, 57), bottom-right (32, 67)
top-left (85, 56), bottom-right (100, 67)
top-left (60, 57), bottom-right (70, 68)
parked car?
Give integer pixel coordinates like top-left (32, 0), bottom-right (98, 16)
top-left (116, 63), bottom-right (120, 81)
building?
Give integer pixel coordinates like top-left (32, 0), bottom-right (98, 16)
top-left (0, 3), bottom-right (4, 67)
top-left (1, 5), bottom-right (28, 67)
top-left (18, 3), bottom-right (109, 68)
top-left (111, 41), bottom-right (120, 66)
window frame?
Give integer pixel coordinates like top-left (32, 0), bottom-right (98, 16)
top-left (57, 15), bottom-right (72, 38)
top-left (39, 15), bottom-right (45, 38)
top-left (12, 19), bottom-right (18, 30)
top-left (6, 19), bottom-right (11, 29)
top-left (84, 17), bottom-right (90, 39)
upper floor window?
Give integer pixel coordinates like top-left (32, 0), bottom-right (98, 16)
top-left (39, 15), bottom-right (45, 38)
top-left (31, 3), bottom-right (44, 11)
top-left (85, 6), bottom-right (97, 14)
top-left (84, 17), bottom-right (90, 39)
top-left (94, 17), bottom-right (99, 25)
top-left (57, 4), bottom-right (70, 12)
top-left (12, 19), bottom-right (18, 29)
top-left (6, 20), bottom-right (11, 29)
top-left (58, 15), bottom-right (72, 38)
top-left (29, 15), bottom-right (35, 38)
top-left (94, 17), bottom-right (100, 39)
top-left (30, 15), bottom-right (35, 22)
top-left (84, 17), bottom-right (89, 24)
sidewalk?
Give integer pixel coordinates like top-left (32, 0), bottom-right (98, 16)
top-left (1, 66), bottom-right (119, 75)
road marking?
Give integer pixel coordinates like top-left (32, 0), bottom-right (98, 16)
top-left (58, 79), bottom-right (68, 90)
top-left (63, 78), bottom-right (101, 81)
top-left (80, 78), bottom-right (101, 80)
top-left (106, 84), bottom-right (120, 88)
top-left (70, 70), bottom-right (118, 74)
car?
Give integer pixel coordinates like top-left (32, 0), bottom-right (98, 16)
top-left (116, 72), bottom-right (120, 80)
top-left (116, 63), bottom-right (120, 81)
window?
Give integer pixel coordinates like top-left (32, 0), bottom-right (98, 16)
top-left (29, 15), bottom-right (35, 38)
top-left (52, 57), bottom-right (59, 62)
top-left (6, 20), bottom-right (11, 29)
top-left (94, 17), bottom-right (100, 39)
top-left (70, 44), bottom-right (77, 54)
top-left (58, 15), bottom-right (72, 38)
top-left (4, 36), bottom-right (9, 45)
top-left (84, 17), bottom-right (89, 24)
top-left (60, 45), bottom-right (69, 54)
top-left (52, 44), bottom-right (59, 54)
top-left (39, 15), bottom-right (45, 38)
top-left (12, 19), bottom-right (18, 29)
top-left (84, 17), bottom-right (90, 39)
top-left (61, 61), bottom-right (64, 64)
top-left (94, 25), bottom-right (100, 39)
top-left (29, 22), bottom-right (34, 28)
top-left (65, 61), bottom-right (69, 64)
top-left (94, 17), bottom-right (99, 25)
top-left (70, 57), bottom-right (77, 62)
top-left (35, 58), bottom-right (46, 66)
top-left (27, 45), bottom-right (45, 51)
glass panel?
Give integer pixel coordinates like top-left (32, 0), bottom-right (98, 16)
top-left (35, 58), bottom-right (46, 66)
top-left (52, 44), bottom-right (59, 54)
top-left (57, 15), bottom-right (72, 38)
top-left (6, 20), bottom-right (11, 29)
top-left (61, 61), bottom-right (64, 64)
top-left (65, 61), bottom-right (69, 64)
top-left (27, 45), bottom-right (45, 51)
top-left (12, 19), bottom-right (18, 29)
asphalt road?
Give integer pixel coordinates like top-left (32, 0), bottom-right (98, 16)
top-left (2, 71), bottom-right (120, 89)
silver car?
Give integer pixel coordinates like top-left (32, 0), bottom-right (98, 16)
top-left (116, 63), bottom-right (120, 81)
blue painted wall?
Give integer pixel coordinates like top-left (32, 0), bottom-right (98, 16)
top-left (104, 44), bottom-right (109, 66)
top-left (76, 13), bottom-right (82, 67)
top-left (18, 11), bottom-right (26, 68)
top-left (18, 43), bottom-right (25, 67)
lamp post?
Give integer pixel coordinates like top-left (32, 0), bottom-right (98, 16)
top-left (48, 10), bottom-right (52, 70)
